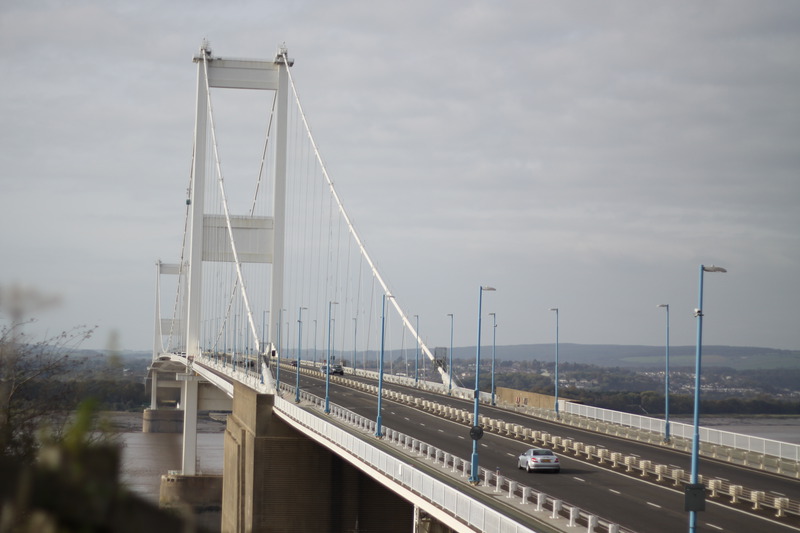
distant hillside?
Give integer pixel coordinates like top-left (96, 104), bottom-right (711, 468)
top-left (109, 345), bottom-right (798, 372)
top-left (440, 344), bottom-right (800, 371)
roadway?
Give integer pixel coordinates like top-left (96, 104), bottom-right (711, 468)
top-left (283, 366), bottom-right (800, 533)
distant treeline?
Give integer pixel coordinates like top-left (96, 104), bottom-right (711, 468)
top-left (480, 365), bottom-right (800, 416)
top-left (20, 380), bottom-right (147, 412)
top-left (562, 390), bottom-right (800, 416)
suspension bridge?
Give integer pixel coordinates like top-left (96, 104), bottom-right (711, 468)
top-left (146, 42), bottom-right (800, 533)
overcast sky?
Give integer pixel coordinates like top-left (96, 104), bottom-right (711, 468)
top-left (2, 1), bottom-right (798, 355)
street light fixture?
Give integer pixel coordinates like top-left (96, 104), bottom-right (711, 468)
top-left (313, 319), bottom-right (318, 368)
top-left (688, 265), bottom-right (726, 533)
top-left (414, 315), bottom-right (420, 386)
top-left (352, 317), bottom-right (358, 372)
top-left (469, 285), bottom-right (495, 485)
top-left (295, 307), bottom-right (307, 403)
top-left (657, 304), bottom-right (671, 443)
top-left (276, 308), bottom-right (286, 393)
top-left (447, 313), bottom-right (454, 395)
top-left (324, 301), bottom-right (338, 414)
top-left (376, 294), bottom-right (394, 437)
top-left (489, 312), bottom-right (497, 406)
top-left (549, 307), bottom-right (560, 419)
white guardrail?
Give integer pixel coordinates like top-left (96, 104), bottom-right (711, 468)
top-left (275, 383), bottom-right (634, 533)
top-left (563, 402), bottom-right (800, 462)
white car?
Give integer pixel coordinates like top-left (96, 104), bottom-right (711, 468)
top-left (517, 447), bottom-right (560, 473)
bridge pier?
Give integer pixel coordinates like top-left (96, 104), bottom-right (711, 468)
top-left (222, 382), bottom-right (414, 533)
top-left (143, 368), bottom-right (184, 433)
top-left (179, 373), bottom-right (200, 475)
top-left (142, 408), bottom-right (183, 433)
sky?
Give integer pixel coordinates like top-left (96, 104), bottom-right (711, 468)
top-left (1, 1), bottom-right (799, 355)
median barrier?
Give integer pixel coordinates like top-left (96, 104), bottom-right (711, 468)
top-left (581, 444), bottom-right (594, 459)
top-left (611, 452), bottom-right (623, 468)
top-left (776, 497), bottom-right (790, 517)
top-left (551, 499), bottom-right (562, 520)
top-left (508, 480), bottom-right (517, 499)
top-left (624, 456), bottom-right (636, 472)
top-left (729, 484), bottom-right (743, 504)
top-left (751, 490), bottom-right (765, 510)
top-left (521, 486), bottom-right (531, 505)
top-left (568, 506), bottom-right (578, 527)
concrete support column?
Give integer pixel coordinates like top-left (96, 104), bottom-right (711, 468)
top-left (179, 373), bottom-right (200, 475)
top-left (222, 382), bottom-right (414, 532)
top-left (150, 370), bottom-right (158, 409)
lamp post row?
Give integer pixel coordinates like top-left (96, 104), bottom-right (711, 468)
top-left (271, 263), bottom-right (725, 532)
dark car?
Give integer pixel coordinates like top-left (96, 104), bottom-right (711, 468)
top-left (331, 364), bottom-right (344, 375)
top-left (517, 448), bottom-right (560, 473)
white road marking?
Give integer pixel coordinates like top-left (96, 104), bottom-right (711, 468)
top-left (609, 489), bottom-right (621, 495)
top-left (506, 453), bottom-right (516, 457)
top-left (573, 477), bottom-right (585, 483)
top-left (707, 524), bottom-right (723, 531)
top-left (646, 502), bottom-right (661, 509)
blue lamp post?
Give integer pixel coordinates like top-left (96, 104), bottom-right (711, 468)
top-left (469, 285), bottom-right (495, 485)
top-left (324, 301), bottom-right (338, 414)
top-left (658, 304), bottom-right (671, 443)
top-left (295, 307), bottom-right (307, 403)
top-left (549, 308), bottom-right (560, 418)
top-left (352, 317), bottom-right (358, 372)
top-left (489, 312), bottom-right (497, 406)
top-left (414, 314), bottom-right (420, 386)
top-left (688, 265), bottom-right (726, 533)
top-left (447, 313), bottom-right (454, 395)
top-left (276, 309), bottom-right (284, 393)
top-left (375, 294), bottom-right (392, 437)
top-left (312, 319), bottom-right (317, 367)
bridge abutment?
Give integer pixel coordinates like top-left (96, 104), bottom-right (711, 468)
top-left (222, 382), bottom-right (413, 532)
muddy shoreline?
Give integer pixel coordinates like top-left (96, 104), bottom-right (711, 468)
top-left (101, 410), bottom-right (226, 433)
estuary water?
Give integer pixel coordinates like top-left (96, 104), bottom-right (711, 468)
top-left (111, 412), bottom-right (225, 505)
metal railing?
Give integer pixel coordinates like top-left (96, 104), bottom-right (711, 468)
top-left (563, 402), bottom-right (800, 462)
